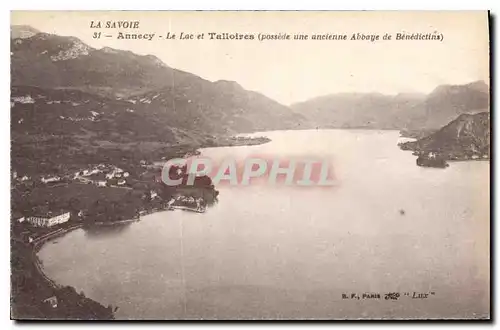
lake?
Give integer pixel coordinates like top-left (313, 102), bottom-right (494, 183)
top-left (38, 129), bottom-right (490, 319)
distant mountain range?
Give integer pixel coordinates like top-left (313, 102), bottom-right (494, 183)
top-left (291, 81), bottom-right (489, 131)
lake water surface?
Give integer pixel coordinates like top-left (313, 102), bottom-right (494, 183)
top-left (38, 129), bottom-right (490, 319)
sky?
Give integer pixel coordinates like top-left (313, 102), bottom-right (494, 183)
top-left (11, 11), bottom-right (489, 105)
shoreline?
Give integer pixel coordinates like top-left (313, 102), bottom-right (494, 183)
top-left (28, 221), bottom-right (123, 319)
top-left (31, 224), bottom-right (84, 288)
top-left (93, 217), bottom-right (140, 226)
top-left (11, 222), bottom-right (115, 320)
top-left (31, 203), bottom-right (203, 317)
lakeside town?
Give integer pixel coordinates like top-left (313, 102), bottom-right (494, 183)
top-left (10, 152), bottom-right (223, 319)
top-left (10, 122), bottom-right (276, 318)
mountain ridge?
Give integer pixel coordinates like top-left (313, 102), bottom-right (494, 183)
top-left (11, 26), bottom-right (305, 134)
top-left (291, 80), bottom-right (489, 131)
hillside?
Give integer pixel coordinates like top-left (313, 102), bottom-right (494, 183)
top-left (10, 26), bottom-right (305, 176)
top-left (399, 112), bottom-right (490, 162)
top-left (11, 31), bottom-right (182, 97)
top-left (125, 80), bottom-right (305, 134)
top-left (11, 25), bottom-right (40, 39)
top-left (291, 81), bottom-right (489, 131)
top-left (11, 85), bottom-right (203, 175)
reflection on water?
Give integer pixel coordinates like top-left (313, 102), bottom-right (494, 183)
top-left (83, 223), bottom-right (133, 239)
top-left (38, 129), bottom-right (490, 320)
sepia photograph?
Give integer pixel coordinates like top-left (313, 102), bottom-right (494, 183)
top-left (9, 10), bottom-right (490, 320)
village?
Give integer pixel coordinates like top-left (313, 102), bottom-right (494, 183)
top-left (12, 163), bottom-right (132, 188)
top-left (12, 161), bottom-right (137, 234)
top-left (10, 154), bottom-right (218, 316)
top-left (10, 158), bottom-right (216, 234)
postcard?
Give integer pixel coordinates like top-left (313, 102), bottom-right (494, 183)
top-left (10, 11), bottom-right (490, 320)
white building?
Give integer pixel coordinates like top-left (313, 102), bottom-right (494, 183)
top-left (26, 211), bottom-right (70, 228)
top-left (89, 168), bottom-right (100, 175)
top-left (41, 176), bottom-right (61, 184)
top-left (43, 296), bottom-right (58, 308)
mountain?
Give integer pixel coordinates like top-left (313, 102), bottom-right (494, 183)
top-left (418, 81), bottom-right (490, 129)
top-left (11, 26), bottom-right (305, 134)
top-left (291, 81), bottom-right (489, 131)
top-left (11, 31), bottom-right (179, 97)
top-left (291, 92), bottom-right (426, 129)
top-left (399, 112), bottom-right (490, 162)
top-left (125, 79), bottom-right (305, 134)
top-left (10, 26), bottom-right (306, 175)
